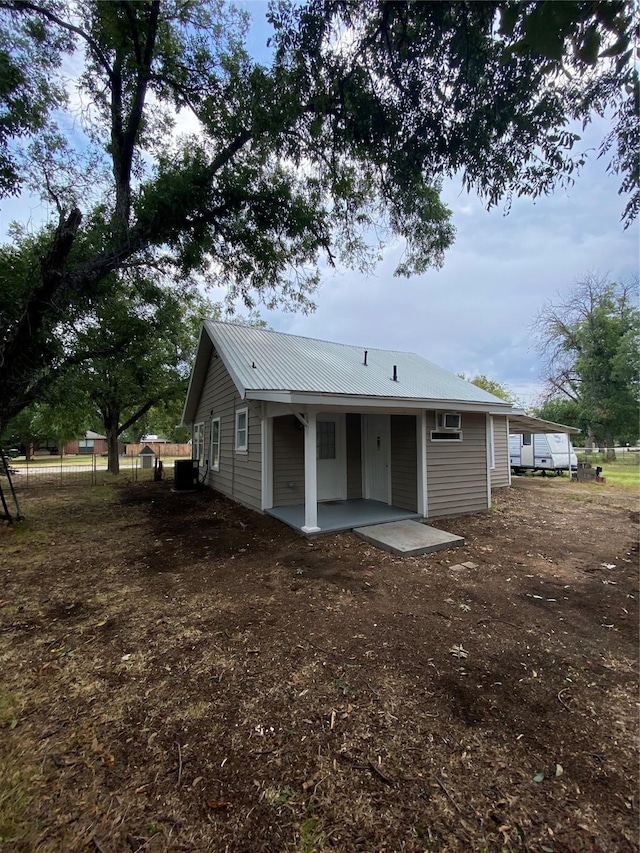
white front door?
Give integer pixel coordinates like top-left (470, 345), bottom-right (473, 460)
top-left (363, 414), bottom-right (391, 503)
top-left (316, 413), bottom-right (346, 501)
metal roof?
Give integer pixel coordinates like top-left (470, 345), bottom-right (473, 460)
top-left (202, 320), bottom-right (509, 404)
top-left (505, 412), bottom-right (581, 435)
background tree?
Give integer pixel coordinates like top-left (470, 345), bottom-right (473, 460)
top-left (0, 376), bottom-right (93, 457)
top-left (458, 374), bottom-right (519, 404)
top-left (0, 0), bottom-right (636, 433)
top-left (533, 398), bottom-right (584, 445)
top-left (47, 274), bottom-right (210, 474)
top-left (533, 273), bottom-right (639, 458)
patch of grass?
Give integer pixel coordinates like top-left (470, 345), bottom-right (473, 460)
top-left (578, 454), bottom-right (640, 491)
top-left (0, 737), bottom-right (35, 843)
top-left (299, 814), bottom-right (326, 853)
top-left (0, 691), bottom-right (23, 728)
top-left (601, 463), bottom-right (640, 490)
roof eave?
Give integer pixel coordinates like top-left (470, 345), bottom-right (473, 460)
top-left (181, 326), bottom-right (212, 426)
top-left (245, 389), bottom-right (513, 411)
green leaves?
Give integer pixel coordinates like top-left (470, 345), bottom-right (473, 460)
top-left (534, 274), bottom-right (640, 448)
top-left (0, 0), bottom-right (637, 432)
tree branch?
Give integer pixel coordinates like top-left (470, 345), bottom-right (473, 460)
top-left (118, 398), bottom-right (161, 435)
top-left (7, 0), bottom-right (116, 82)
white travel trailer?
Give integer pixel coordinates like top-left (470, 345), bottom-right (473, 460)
top-left (509, 432), bottom-right (578, 475)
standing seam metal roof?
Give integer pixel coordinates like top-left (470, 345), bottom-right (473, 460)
top-left (203, 320), bottom-right (508, 405)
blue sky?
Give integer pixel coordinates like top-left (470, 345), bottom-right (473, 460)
top-left (1, 2), bottom-right (638, 409)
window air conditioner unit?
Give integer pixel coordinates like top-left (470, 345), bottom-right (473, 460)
top-left (437, 412), bottom-right (461, 430)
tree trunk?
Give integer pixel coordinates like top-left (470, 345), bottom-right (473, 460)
top-left (104, 409), bottom-right (121, 475)
top-left (604, 435), bottom-right (616, 462)
top-left (584, 428), bottom-right (595, 452)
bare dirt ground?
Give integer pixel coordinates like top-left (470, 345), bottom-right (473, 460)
top-left (1, 477), bottom-right (638, 853)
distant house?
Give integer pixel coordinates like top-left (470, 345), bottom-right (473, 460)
top-left (182, 321), bottom-right (578, 535)
top-left (63, 431), bottom-right (110, 456)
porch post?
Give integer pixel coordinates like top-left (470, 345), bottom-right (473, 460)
top-left (486, 414), bottom-right (492, 508)
top-left (506, 417), bottom-right (512, 486)
top-left (417, 410), bottom-right (428, 518)
top-left (261, 411), bottom-right (273, 510)
top-left (302, 410), bottom-right (320, 534)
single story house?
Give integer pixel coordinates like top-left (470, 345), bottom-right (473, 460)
top-left (63, 431), bottom-right (110, 455)
top-left (182, 321), bottom-right (578, 535)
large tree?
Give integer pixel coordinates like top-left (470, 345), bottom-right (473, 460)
top-left (533, 273), bottom-right (639, 456)
top-left (0, 0), bottom-right (636, 432)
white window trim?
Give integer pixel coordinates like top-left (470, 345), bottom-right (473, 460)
top-left (430, 430), bottom-right (463, 442)
top-left (235, 408), bottom-right (248, 453)
top-left (210, 417), bottom-right (221, 471)
top-left (489, 416), bottom-right (496, 470)
top-left (193, 421), bottom-right (205, 464)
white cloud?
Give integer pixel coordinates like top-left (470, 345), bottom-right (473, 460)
top-left (261, 118), bottom-right (638, 404)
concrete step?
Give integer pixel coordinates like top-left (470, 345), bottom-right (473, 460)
top-left (353, 519), bottom-right (464, 557)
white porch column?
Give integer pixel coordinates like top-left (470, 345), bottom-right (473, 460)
top-left (302, 410), bottom-right (320, 534)
top-left (261, 413), bottom-right (273, 510)
top-left (486, 414), bottom-right (492, 508)
top-left (567, 432), bottom-right (573, 481)
top-left (417, 410), bottom-right (428, 518)
top-left (506, 417), bottom-right (512, 486)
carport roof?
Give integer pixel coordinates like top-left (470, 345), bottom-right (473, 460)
top-left (504, 411), bottom-right (580, 435)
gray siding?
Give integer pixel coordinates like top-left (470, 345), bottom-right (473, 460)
top-left (272, 415), bottom-right (305, 506)
top-left (427, 412), bottom-right (488, 518)
top-left (491, 416), bottom-right (510, 489)
top-left (192, 351), bottom-right (262, 511)
top-left (391, 415), bottom-right (417, 511)
top-left (346, 414), bottom-right (362, 499)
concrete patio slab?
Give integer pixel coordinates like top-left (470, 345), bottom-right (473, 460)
top-left (267, 499), bottom-right (420, 535)
top-left (353, 519), bottom-right (465, 557)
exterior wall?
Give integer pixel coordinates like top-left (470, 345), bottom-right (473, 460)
top-left (271, 413), bottom-right (364, 505)
top-left (193, 352), bottom-right (262, 511)
top-left (63, 438), bottom-right (110, 455)
top-left (273, 415), bottom-right (305, 506)
top-left (490, 416), bottom-right (510, 489)
top-left (391, 415), bottom-right (417, 511)
top-left (426, 412), bottom-right (488, 518)
top-left (346, 414), bottom-right (362, 499)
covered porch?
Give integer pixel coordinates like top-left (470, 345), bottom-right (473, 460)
top-left (266, 498), bottom-right (421, 536)
top-left (262, 407), bottom-right (429, 535)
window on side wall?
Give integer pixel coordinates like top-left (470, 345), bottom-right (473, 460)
top-left (235, 408), bottom-right (248, 453)
top-left (193, 422), bottom-right (204, 463)
top-left (210, 417), bottom-right (220, 471)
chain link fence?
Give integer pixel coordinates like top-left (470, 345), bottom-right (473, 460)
top-left (575, 447), bottom-right (640, 464)
top-left (4, 452), bottom-right (189, 493)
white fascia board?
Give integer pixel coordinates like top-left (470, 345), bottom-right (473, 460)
top-left (181, 326), bottom-right (211, 426)
top-left (246, 389), bottom-right (514, 413)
